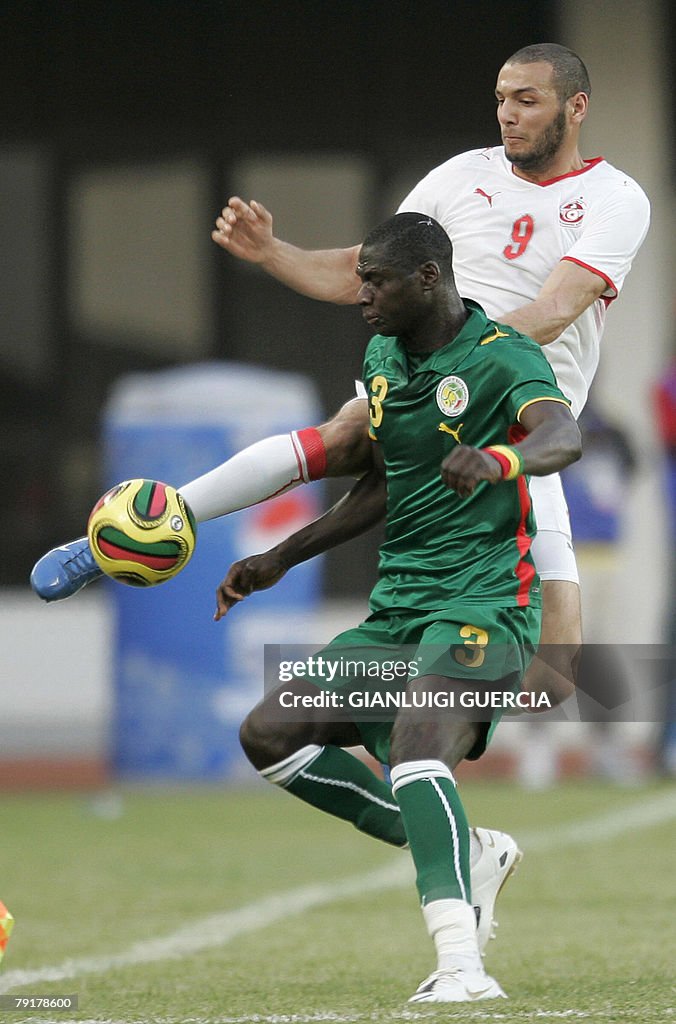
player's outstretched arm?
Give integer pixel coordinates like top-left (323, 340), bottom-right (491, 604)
top-left (212, 197), bottom-right (361, 304)
top-left (214, 460), bottom-right (386, 620)
top-left (499, 260), bottom-right (607, 346)
top-left (440, 401), bottom-right (581, 496)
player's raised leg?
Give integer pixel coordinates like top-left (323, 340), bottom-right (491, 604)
top-left (30, 399), bottom-right (371, 602)
top-left (240, 677), bottom-right (408, 847)
top-left (239, 674), bottom-right (520, 954)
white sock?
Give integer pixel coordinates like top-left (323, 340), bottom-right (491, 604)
top-left (178, 429), bottom-right (325, 523)
top-left (422, 898), bottom-right (482, 970)
top-left (260, 744), bottom-right (324, 787)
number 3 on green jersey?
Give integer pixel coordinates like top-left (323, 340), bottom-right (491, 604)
top-left (370, 375), bottom-right (388, 429)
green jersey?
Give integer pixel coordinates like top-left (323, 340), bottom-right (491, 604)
top-left (362, 301), bottom-right (569, 613)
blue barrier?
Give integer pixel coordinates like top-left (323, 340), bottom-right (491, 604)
top-left (103, 364), bottom-right (323, 780)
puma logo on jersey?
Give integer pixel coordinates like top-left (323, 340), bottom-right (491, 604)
top-left (480, 327), bottom-right (511, 345)
top-left (438, 422), bottom-right (464, 443)
top-left (474, 187), bottom-right (501, 207)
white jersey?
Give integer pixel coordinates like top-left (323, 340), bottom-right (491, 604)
top-left (398, 146), bottom-right (650, 417)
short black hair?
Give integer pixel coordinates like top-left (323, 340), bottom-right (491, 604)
top-left (361, 212), bottom-right (453, 275)
top-left (506, 42), bottom-right (591, 101)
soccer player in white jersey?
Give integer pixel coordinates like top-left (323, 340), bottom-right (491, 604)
top-left (204, 41), bottom-right (650, 709)
top-left (30, 44), bottom-right (649, 987)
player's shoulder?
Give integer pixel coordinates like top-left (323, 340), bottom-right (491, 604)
top-left (585, 158), bottom-right (650, 208)
top-left (363, 333), bottom-right (397, 370)
top-left (476, 317), bottom-right (551, 369)
top-left (475, 315), bottom-right (539, 350)
top-left (418, 146), bottom-right (506, 182)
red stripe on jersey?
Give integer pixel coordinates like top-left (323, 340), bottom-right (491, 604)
top-left (514, 476), bottom-right (536, 606)
top-left (537, 156), bottom-right (604, 186)
top-left (561, 256), bottom-right (617, 299)
top-left (508, 423), bottom-right (535, 605)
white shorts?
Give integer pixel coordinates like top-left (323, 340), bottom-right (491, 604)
top-left (529, 474), bottom-right (579, 585)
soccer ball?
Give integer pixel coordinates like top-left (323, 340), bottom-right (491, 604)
top-left (87, 479), bottom-right (197, 587)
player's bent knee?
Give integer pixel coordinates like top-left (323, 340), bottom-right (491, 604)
top-left (238, 709), bottom-right (296, 770)
top-left (390, 715), bottom-right (480, 768)
top-left (239, 693), bottom-right (329, 770)
top-left (238, 711), bottom-right (270, 768)
top-left (389, 678), bottom-right (482, 768)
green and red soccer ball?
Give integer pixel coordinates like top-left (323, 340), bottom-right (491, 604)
top-left (87, 479), bottom-right (197, 587)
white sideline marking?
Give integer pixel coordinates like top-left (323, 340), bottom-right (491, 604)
top-left (517, 788), bottom-right (676, 851)
top-left (1, 790), bottom-right (675, 994)
top-left (23, 1009), bottom-right (657, 1024)
top-left (0, 862), bottom-right (410, 994)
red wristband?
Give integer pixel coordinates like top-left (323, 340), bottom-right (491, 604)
top-left (483, 445), bottom-right (524, 480)
top-left (483, 447), bottom-right (512, 478)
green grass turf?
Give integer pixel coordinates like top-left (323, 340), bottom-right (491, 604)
top-left (0, 780), bottom-right (674, 1022)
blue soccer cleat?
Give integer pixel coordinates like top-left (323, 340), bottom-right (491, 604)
top-left (30, 537), bottom-right (103, 602)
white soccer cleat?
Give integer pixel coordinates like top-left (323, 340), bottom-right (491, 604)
top-left (471, 826), bottom-right (523, 953)
top-left (409, 964), bottom-right (507, 1003)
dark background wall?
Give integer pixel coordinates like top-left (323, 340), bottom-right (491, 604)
top-left (3, 1), bottom-right (560, 592)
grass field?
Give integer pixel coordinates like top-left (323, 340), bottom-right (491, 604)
top-left (0, 779), bottom-right (674, 1023)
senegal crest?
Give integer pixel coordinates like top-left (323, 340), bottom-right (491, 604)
top-left (436, 375), bottom-right (469, 417)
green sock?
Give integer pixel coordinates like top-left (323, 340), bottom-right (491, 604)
top-left (391, 759), bottom-right (471, 904)
top-left (261, 743), bottom-right (407, 847)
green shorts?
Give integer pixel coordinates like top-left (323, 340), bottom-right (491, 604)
top-left (303, 602), bottom-right (540, 764)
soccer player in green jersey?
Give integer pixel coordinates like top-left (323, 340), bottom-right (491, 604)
top-left (215, 213), bottom-right (581, 1004)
